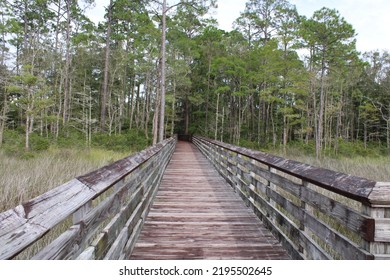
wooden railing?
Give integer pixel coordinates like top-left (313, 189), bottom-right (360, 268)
top-left (0, 137), bottom-right (176, 260)
top-left (193, 136), bottom-right (390, 260)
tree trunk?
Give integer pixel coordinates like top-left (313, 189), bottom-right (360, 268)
top-left (185, 97), bottom-right (189, 135)
top-left (143, 72), bottom-right (151, 139)
top-left (100, 0), bottom-right (113, 131)
top-left (152, 93), bottom-right (160, 145)
top-left (170, 78), bottom-right (176, 137)
top-left (215, 92), bottom-right (220, 140)
top-left (25, 114), bottom-right (30, 151)
top-left (158, 0), bottom-right (167, 143)
top-left (387, 119), bottom-right (390, 156)
top-left (63, 0), bottom-right (72, 124)
top-left (136, 84), bottom-right (141, 129)
top-left (363, 122), bottom-right (367, 150)
top-left (205, 57), bottom-right (211, 136)
top-left (129, 76), bottom-right (136, 129)
top-left (316, 56), bottom-right (326, 160)
top-left (0, 90), bottom-right (7, 147)
top-left (283, 115), bottom-right (288, 154)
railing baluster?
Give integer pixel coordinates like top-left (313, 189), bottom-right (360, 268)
top-left (73, 201), bottom-right (92, 225)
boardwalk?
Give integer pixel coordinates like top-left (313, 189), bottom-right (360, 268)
top-left (130, 141), bottom-right (290, 260)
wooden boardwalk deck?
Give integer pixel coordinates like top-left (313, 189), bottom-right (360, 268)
top-left (130, 141), bottom-right (290, 260)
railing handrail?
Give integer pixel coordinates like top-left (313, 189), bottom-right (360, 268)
top-left (0, 137), bottom-right (176, 260)
top-left (194, 136), bottom-right (390, 206)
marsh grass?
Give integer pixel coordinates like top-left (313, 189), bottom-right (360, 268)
top-left (0, 148), bottom-right (129, 213)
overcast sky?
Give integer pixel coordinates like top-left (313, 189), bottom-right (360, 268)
top-left (87, 0), bottom-right (390, 53)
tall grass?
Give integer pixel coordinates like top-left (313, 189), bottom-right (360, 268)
top-left (0, 148), bottom-right (129, 213)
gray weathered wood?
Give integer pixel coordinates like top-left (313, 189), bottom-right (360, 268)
top-left (193, 135), bottom-right (390, 260)
top-left (0, 179), bottom-right (93, 259)
top-left (374, 219), bottom-right (390, 242)
top-left (369, 182), bottom-right (390, 206)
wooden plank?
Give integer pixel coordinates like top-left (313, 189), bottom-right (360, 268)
top-left (249, 196), bottom-right (330, 260)
top-left (103, 223), bottom-right (129, 260)
top-left (76, 246), bottom-right (95, 260)
top-left (0, 179), bottom-right (93, 259)
top-left (369, 182), bottom-right (390, 206)
top-left (32, 225), bottom-right (81, 260)
top-left (130, 141), bottom-right (291, 260)
top-left (23, 179), bottom-right (94, 228)
top-left (304, 212), bottom-right (374, 259)
top-left (91, 160), bottom-right (165, 260)
top-left (253, 180), bottom-right (374, 243)
top-left (30, 177), bottom-right (146, 260)
top-left (300, 187), bottom-right (375, 241)
top-left (375, 219), bottom-right (390, 242)
top-left (88, 187), bottom-right (146, 259)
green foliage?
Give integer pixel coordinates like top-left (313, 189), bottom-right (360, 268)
top-left (92, 129), bottom-right (150, 152)
top-left (0, 128), bottom-right (151, 158)
top-left (332, 140), bottom-right (386, 158)
top-left (239, 138), bottom-right (263, 150)
top-left (268, 139), bottom-right (387, 159)
top-left (0, 0), bottom-right (389, 171)
top-left (55, 130), bottom-right (85, 149)
top-left (1, 129), bottom-right (24, 156)
top-left (2, 130), bottom-right (50, 157)
top-left (29, 134), bottom-right (50, 151)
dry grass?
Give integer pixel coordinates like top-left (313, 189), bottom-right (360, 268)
top-left (0, 148), bottom-right (129, 213)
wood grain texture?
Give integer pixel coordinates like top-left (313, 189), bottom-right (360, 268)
top-left (130, 141), bottom-right (290, 260)
top-left (0, 179), bottom-right (93, 259)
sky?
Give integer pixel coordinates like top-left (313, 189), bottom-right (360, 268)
top-left (86, 0), bottom-right (390, 53)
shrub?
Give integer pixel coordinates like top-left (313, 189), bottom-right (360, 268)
top-left (29, 134), bottom-right (50, 151)
top-left (92, 129), bottom-right (150, 152)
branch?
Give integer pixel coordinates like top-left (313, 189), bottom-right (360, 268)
top-left (166, 2), bottom-right (184, 13)
top-left (151, 0), bottom-right (203, 16)
top-left (367, 96), bottom-right (390, 121)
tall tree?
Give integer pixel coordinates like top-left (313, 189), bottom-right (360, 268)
top-left (301, 8), bottom-right (357, 158)
top-left (152, 0), bottom-right (217, 143)
top-left (234, 0), bottom-right (290, 46)
top-left (100, 0), bottom-right (113, 131)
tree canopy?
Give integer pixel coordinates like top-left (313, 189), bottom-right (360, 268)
top-left (0, 0), bottom-right (389, 157)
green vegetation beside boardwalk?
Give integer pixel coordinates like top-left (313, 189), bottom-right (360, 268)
top-left (1, 128), bottom-right (151, 156)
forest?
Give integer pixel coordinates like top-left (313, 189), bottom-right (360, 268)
top-left (1, 0), bottom-right (390, 160)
